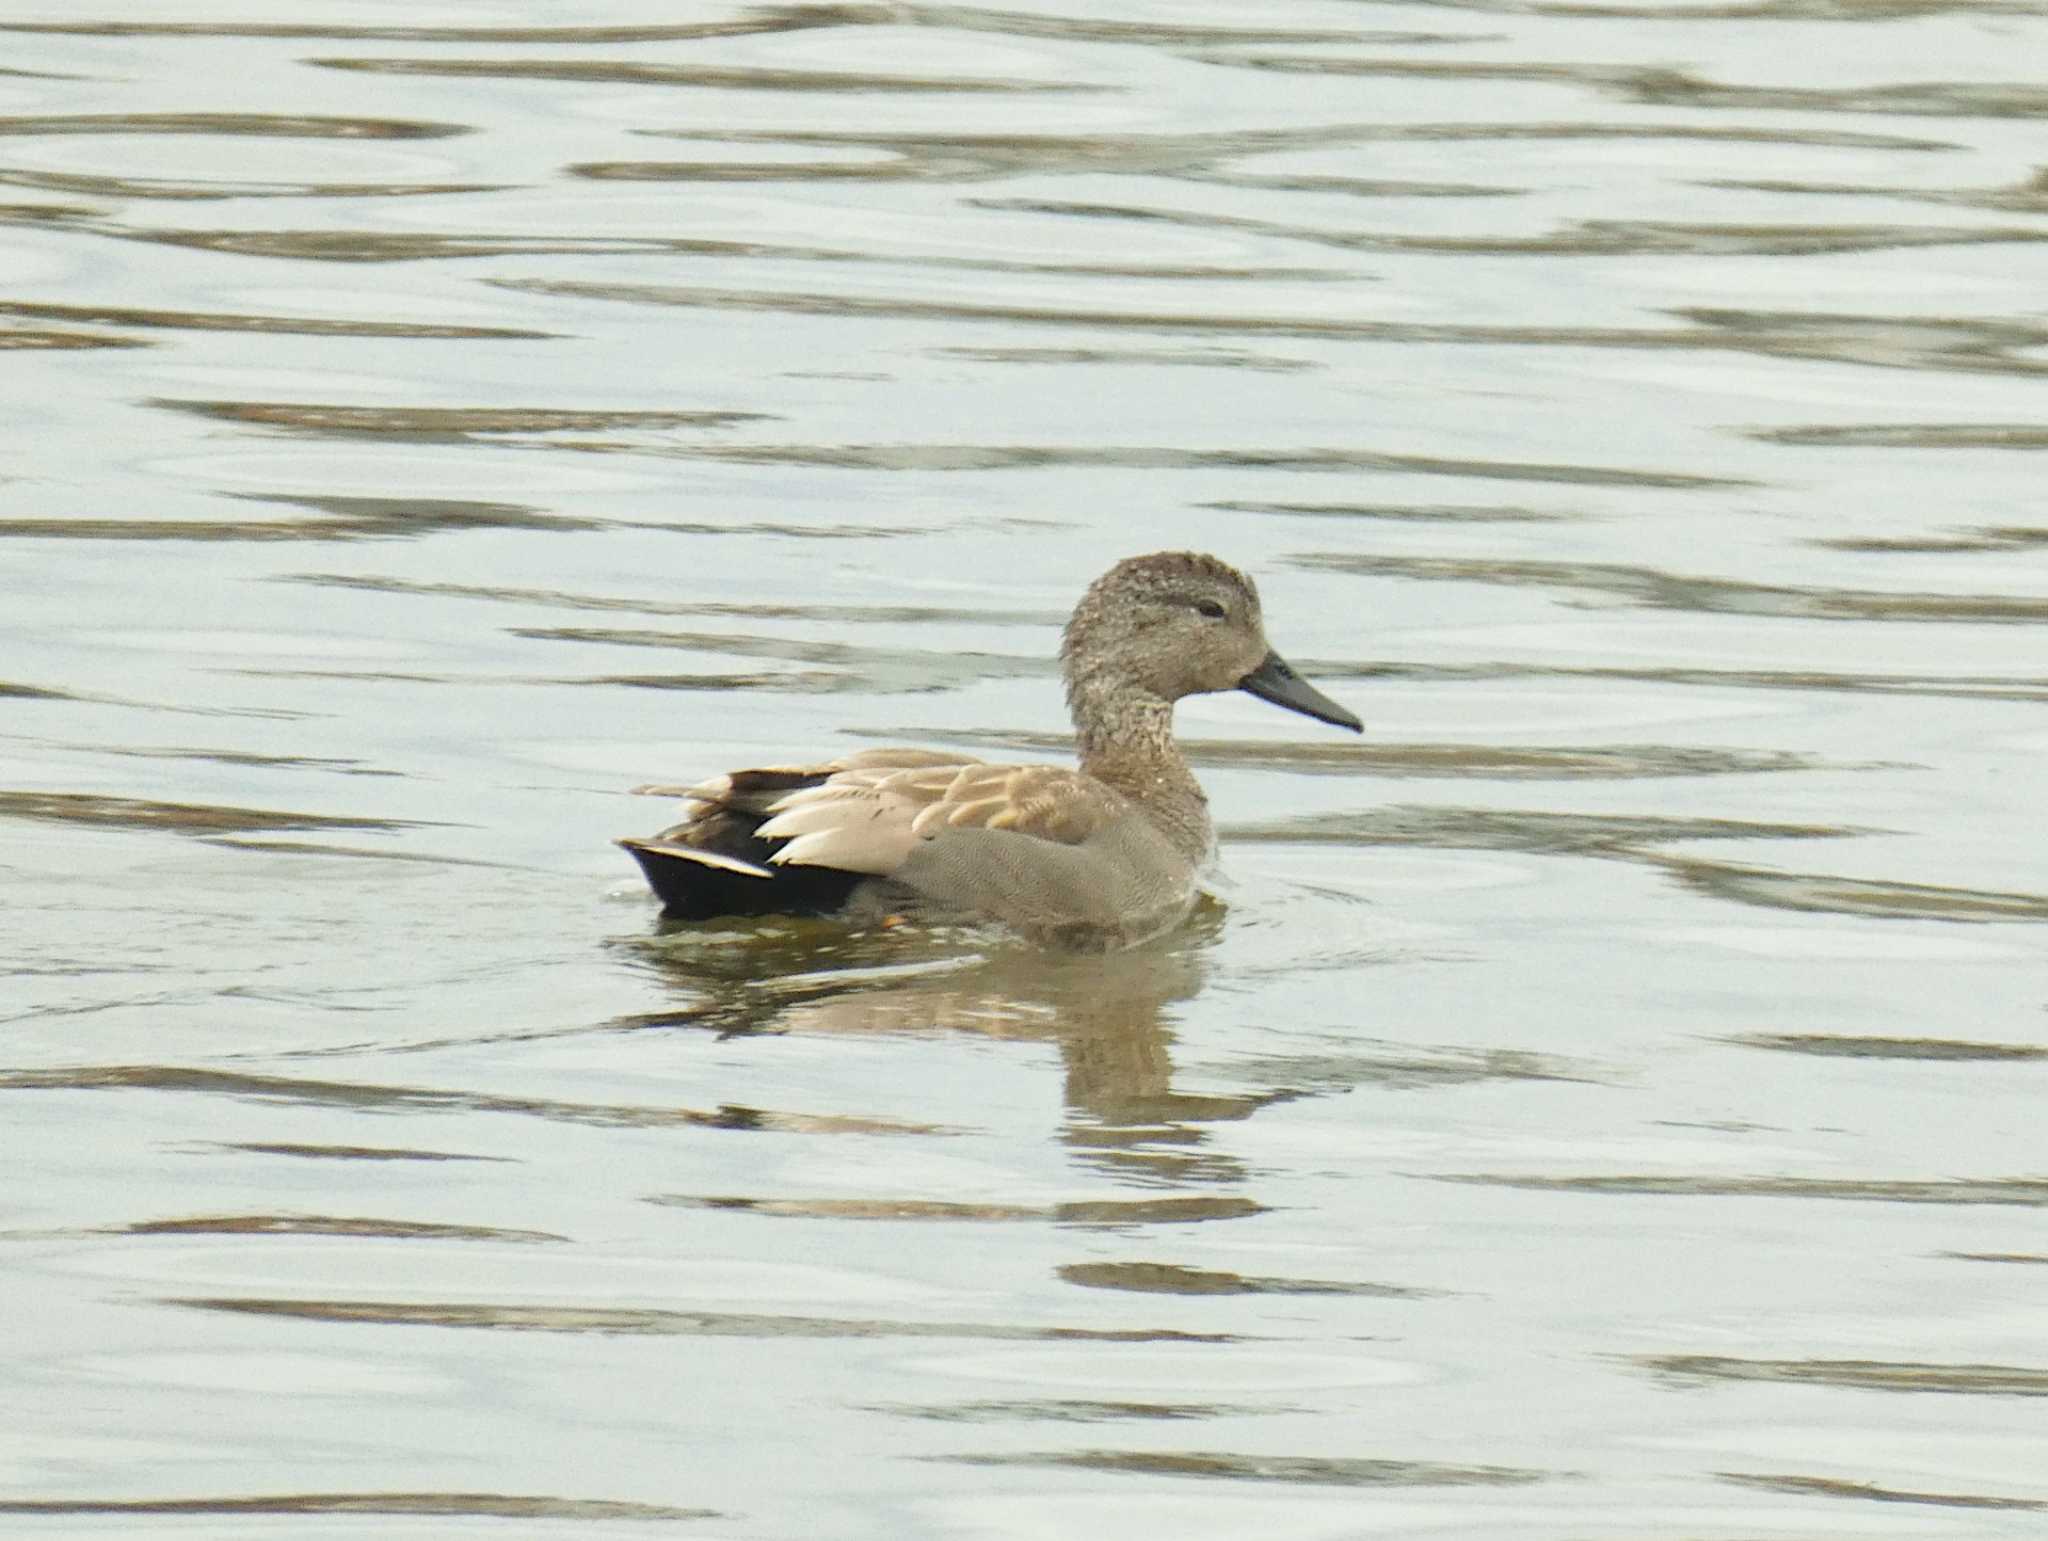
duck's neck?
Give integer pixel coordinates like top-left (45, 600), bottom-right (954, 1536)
top-left (1069, 678), bottom-right (1212, 863)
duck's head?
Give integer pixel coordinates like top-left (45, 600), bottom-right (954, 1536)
top-left (1061, 551), bottom-right (1361, 733)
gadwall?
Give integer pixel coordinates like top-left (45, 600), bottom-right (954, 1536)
top-left (619, 551), bottom-right (1360, 948)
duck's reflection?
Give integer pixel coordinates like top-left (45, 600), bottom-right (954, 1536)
top-left (625, 901), bottom-right (1284, 1187)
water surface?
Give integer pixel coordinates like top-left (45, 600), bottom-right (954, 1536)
top-left (4, 2), bottom-right (2047, 1535)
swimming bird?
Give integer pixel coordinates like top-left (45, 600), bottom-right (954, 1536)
top-left (619, 551), bottom-right (1360, 948)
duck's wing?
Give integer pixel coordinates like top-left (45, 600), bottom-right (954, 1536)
top-left (633, 746), bottom-right (972, 818)
top-left (754, 756), bottom-right (1125, 875)
top-left (619, 749), bottom-right (983, 918)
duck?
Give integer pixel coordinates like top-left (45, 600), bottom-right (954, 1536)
top-left (618, 551), bottom-right (1360, 949)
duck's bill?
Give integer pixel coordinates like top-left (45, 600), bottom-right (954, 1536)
top-left (1238, 651), bottom-right (1362, 733)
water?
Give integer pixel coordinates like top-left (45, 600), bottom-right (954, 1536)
top-left (4, 1), bottom-right (2046, 1534)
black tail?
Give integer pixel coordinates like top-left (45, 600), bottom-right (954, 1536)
top-left (620, 796), bottom-right (863, 921)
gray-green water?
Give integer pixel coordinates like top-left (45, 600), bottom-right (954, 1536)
top-left (4, 2), bottom-right (2046, 1535)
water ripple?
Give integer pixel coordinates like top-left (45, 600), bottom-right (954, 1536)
top-left (311, 53), bottom-right (1101, 95)
top-left (0, 1064), bottom-right (946, 1137)
top-left (0, 1493), bottom-right (712, 1521)
top-left (1720, 1472), bottom-right (2045, 1513)
top-left (940, 1450), bottom-right (1553, 1486)
top-left (174, 1295), bottom-right (1238, 1343)
top-left (1298, 551), bottom-right (2048, 623)
top-left (1639, 1355), bottom-right (2048, 1394)
top-left (0, 111), bottom-right (466, 139)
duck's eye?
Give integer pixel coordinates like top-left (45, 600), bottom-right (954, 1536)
top-left (1194, 598), bottom-right (1227, 620)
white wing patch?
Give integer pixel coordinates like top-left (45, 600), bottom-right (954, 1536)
top-left (619, 839), bottom-right (774, 879)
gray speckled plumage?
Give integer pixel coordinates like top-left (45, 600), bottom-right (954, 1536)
top-left (619, 551), bottom-right (1361, 948)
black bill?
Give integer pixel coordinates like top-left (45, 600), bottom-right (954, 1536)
top-left (1238, 651), bottom-right (1362, 733)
